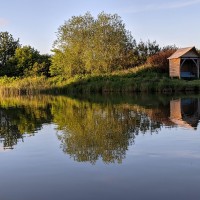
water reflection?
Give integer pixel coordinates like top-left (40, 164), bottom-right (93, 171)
top-left (170, 98), bottom-right (200, 129)
top-left (0, 97), bottom-right (52, 149)
top-left (0, 95), bottom-right (199, 163)
top-left (54, 99), bottom-right (160, 164)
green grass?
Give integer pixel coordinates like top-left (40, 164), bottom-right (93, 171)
top-left (0, 65), bottom-right (200, 95)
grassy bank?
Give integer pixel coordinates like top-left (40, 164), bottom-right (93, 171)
top-left (0, 65), bottom-right (200, 95)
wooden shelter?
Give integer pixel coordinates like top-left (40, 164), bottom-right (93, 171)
top-left (168, 47), bottom-right (200, 79)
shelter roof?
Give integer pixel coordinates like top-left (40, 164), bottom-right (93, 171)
top-left (168, 47), bottom-right (200, 59)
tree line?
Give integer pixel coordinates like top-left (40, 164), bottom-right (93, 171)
top-left (0, 32), bottom-right (51, 77)
top-left (0, 12), bottom-right (186, 78)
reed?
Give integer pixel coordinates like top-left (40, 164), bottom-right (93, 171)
top-left (0, 65), bottom-right (200, 95)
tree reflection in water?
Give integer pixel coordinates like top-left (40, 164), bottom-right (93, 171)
top-left (0, 97), bottom-right (52, 149)
top-left (0, 95), bottom-right (199, 163)
top-left (53, 98), bottom-right (164, 164)
top-left (0, 109), bottom-right (22, 149)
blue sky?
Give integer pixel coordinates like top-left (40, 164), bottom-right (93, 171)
top-left (1, 0), bottom-right (200, 54)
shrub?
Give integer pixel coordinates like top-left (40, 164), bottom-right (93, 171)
top-left (147, 46), bottom-right (177, 72)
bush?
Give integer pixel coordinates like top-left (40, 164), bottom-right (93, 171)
top-left (147, 46), bottom-right (177, 72)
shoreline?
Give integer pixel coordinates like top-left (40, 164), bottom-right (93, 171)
top-left (0, 66), bottom-right (200, 95)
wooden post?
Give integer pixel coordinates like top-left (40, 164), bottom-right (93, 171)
top-left (191, 58), bottom-right (199, 78)
top-left (180, 59), bottom-right (187, 68)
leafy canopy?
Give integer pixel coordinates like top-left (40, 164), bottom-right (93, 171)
top-left (0, 32), bottom-right (20, 76)
top-left (0, 32), bottom-right (51, 77)
top-left (51, 12), bottom-right (137, 77)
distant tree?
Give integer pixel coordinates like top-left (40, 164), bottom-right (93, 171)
top-left (14, 46), bottom-right (40, 75)
top-left (0, 32), bottom-right (51, 77)
top-left (0, 32), bottom-right (20, 75)
top-left (13, 46), bottom-right (51, 77)
top-left (136, 40), bottom-right (160, 65)
top-left (51, 12), bottom-right (137, 77)
top-left (147, 45), bottom-right (177, 72)
top-left (25, 61), bottom-right (50, 77)
top-left (37, 54), bottom-right (51, 77)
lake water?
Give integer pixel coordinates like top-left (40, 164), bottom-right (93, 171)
top-left (0, 94), bottom-right (200, 200)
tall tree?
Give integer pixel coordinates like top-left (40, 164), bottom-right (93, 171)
top-left (51, 12), bottom-right (136, 77)
top-left (0, 32), bottom-right (20, 74)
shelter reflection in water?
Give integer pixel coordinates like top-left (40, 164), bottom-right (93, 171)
top-left (170, 98), bottom-right (200, 129)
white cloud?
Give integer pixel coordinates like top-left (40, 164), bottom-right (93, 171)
top-left (128, 0), bottom-right (200, 13)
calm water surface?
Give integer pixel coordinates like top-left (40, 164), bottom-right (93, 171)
top-left (0, 94), bottom-right (200, 200)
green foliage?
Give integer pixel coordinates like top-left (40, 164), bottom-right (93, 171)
top-left (51, 12), bottom-right (137, 77)
top-left (1, 64), bottom-right (200, 95)
top-left (0, 32), bottom-right (20, 75)
top-left (50, 13), bottom-right (165, 78)
top-left (0, 32), bottom-right (51, 77)
top-left (14, 46), bottom-right (51, 77)
top-left (50, 49), bottom-right (71, 76)
top-left (14, 45), bottom-right (40, 75)
top-left (136, 40), bottom-right (160, 65)
top-left (37, 54), bottom-right (51, 77)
